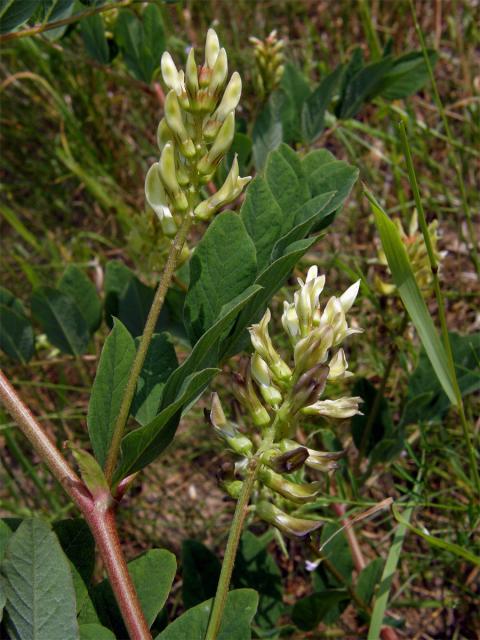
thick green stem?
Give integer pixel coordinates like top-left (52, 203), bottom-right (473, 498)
top-left (104, 213), bottom-right (193, 484)
top-left (398, 121), bottom-right (480, 496)
top-left (205, 459), bottom-right (259, 640)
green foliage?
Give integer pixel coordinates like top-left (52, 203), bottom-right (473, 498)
top-left (79, 623), bottom-right (116, 640)
top-left (0, 302), bottom-right (34, 363)
top-left (87, 318), bottom-right (136, 467)
top-left (80, 13), bottom-right (109, 65)
top-left (352, 378), bottom-right (404, 466)
top-left (292, 590), bottom-right (349, 631)
top-left (114, 4), bottom-right (166, 84)
top-left (31, 286), bottom-right (91, 355)
top-left (59, 265), bottom-right (102, 334)
top-left (0, 0), bottom-right (38, 34)
top-left (181, 540), bottom-right (221, 609)
top-left (368, 191), bottom-right (457, 404)
top-left (1, 519), bottom-right (79, 640)
top-left (155, 589), bottom-right (258, 640)
top-left (402, 332), bottom-right (480, 426)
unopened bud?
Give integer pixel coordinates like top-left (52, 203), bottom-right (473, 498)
top-left (194, 156), bottom-right (250, 220)
top-left (290, 364), bottom-right (329, 414)
top-left (161, 51), bottom-right (184, 96)
top-left (302, 396), bottom-right (362, 419)
top-left (256, 501), bottom-right (323, 538)
top-left (145, 162), bottom-right (170, 221)
top-left (249, 308), bottom-right (292, 382)
top-left (159, 143), bottom-right (189, 212)
top-left (213, 71), bottom-right (242, 121)
top-left (186, 47), bottom-right (199, 98)
top-left (251, 354), bottom-right (282, 407)
top-left (294, 325), bottom-right (334, 373)
top-left (205, 28), bottom-right (220, 68)
top-left (156, 118), bottom-right (173, 151)
top-left (220, 478), bottom-right (243, 499)
top-left (209, 48), bottom-right (228, 95)
top-left (207, 394), bottom-right (253, 457)
top-left (262, 446), bottom-right (309, 473)
top-left (164, 91), bottom-right (196, 158)
top-left (232, 371), bottom-right (271, 428)
top-left (259, 467), bottom-right (321, 504)
top-left (197, 111), bottom-right (235, 175)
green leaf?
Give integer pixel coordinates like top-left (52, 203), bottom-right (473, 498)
top-left (280, 63), bottom-right (311, 115)
top-left (87, 318), bottom-right (136, 467)
top-left (0, 520), bottom-right (13, 562)
top-left (81, 13), bottom-right (110, 64)
top-left (292, 590), bottom-right (349, 631)
top-left (115, 4), bottom-right (166, 83)
top-left (31, 286), bottom-right (90, 355)
top-left (155, 589), bottom-right (259, 640)
top-left (240, 176), bottom-right (286, 273)
top-left (0, 578), bottom-right (5, 623)
top-left (92, 549), bottom-right (176, 635)
top-left (356, 558), bottom-right (384, 606)
top-left (402, 332), bottom-right (479, 426)
top-left (53, 519), bottom-right (97, 619)
top-left (351, 378), bottom-right (404, 465)
top-left (118, 275), bottom-right (155, 337)
top-left (37, 0), bottom-right (75, 41)
top-left (115, 368), bottom-right (218, 480)
top-left (104, 260), bottom-right (134, 327)
top-left (2, 519), bottom-right (79, 640)
top-left (0, 304), bottom-right (35, 363)
top-left (252, 100), bottom-right (283, 170)
top-left (367, 191), bottom-right (456, 404)
top-left (222, 237), bottom-right (318, 358)
top-left (163, 285), bottom-right (262, 406)
top-left (232, 531), bottom-right (283, 629)
top-left (0, 0), bottom-right (37, 34)
top-left (70, 447), bottom-right (110, 496)
top-left (303, 153), bottom-right (359, 218)
top-left (265, 146), bottom-right (306, 218)
top-left (0, 286), bottom-right (25, 315)
top-left (59, 265), bottom-right (102, 334)
top-left (132, 333), bottom-right (178, 426)
top-left (301, 64), bottom-right (344, 142)
top-left (181, 540), bottom-right (221, 609)
top-left (376, 50), bottom-right (437, 100)
top-left (184, 211), bottom-right (257, 344)
top-left (338, 56), bottom-right (394, 119)
top-left (79, 624), bottom-right (116, 640)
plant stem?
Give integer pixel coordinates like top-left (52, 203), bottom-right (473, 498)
top-left (205, 458), bottom-right (259, 640)
top-left (398, 121), bottom-right (480, 496)
top-left (0, 371), bottom-right (152, 640)
top-left (104, 213), bottom-right (193, 484)
top-left (0, 1), bottom-right (144, 43)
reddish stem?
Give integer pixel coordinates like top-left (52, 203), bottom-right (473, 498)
top-left (0, 371), bottom-right (152, 640)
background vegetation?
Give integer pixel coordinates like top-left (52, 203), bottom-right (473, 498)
top-left (1, 1), bottom-right (479, 638)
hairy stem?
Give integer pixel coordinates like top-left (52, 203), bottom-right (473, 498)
top-left (205, 459), bottom-right (259, 640)
top-left (104, 213), bottom-right (193, 484)
top-left (0, 371), bottom-right (152, 640)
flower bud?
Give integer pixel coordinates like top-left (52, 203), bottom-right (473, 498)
top-left (262, 446), bottom-right (309, 473)
top-left (256, 501), bottom-right (323, 538)
top-left (159, 143), bottom-right (189, 212)
top-left (205, 28), bottom-right (220, 68)
top-left (259, 467), bottom-right (321, 504)
top-left (145, 162), bottom-right (170, 221)
top-left (294, 325), bottom-right (334, 373)
top-left (207, 394), bottom-right (253, 457)
top-left (340, 280), bottom-right (360, 313)
top-left (232, 371), bottom-right (271, 428)
top-left (249, 308), bottom-right (292, 382)
top-left (156, 118), bottom-right (173, 151)
top-left (220, 479), bottom-right (243, 499)
top-left (251, 354), bottom-right (282, 407)
top-left (302, 396), bottom-right (362, 419)
top-left (164, 90), bottom-right (196, 158)
top-left (281, 301), bottom-right (300, 343)
top-left (213, 71), bottom-right (242, 121)
top-left (290, 364), bottom-right (329, 414)
top-left (209, 48), bottom-right (228, 96)
top-left (194, 156), bottom-right (251, 220)
top-left (159, 209), bottom-right (178, 237)
top-left (161, 51), bottom-right (185, 96)
top-left (327, 349), bottom-right (352, 380)
top-left (185, 47), bottom-right (199, 98)
top-left (197, 111), bottom-right (235, 175)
